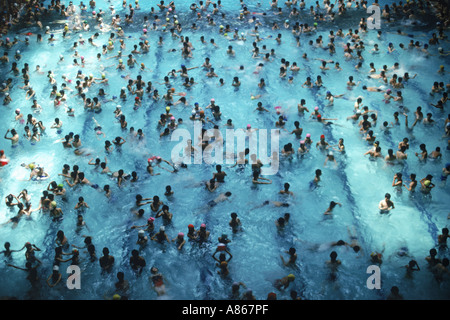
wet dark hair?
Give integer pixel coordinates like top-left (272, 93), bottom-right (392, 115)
top-left (330, 251), bottom-right (338, 260)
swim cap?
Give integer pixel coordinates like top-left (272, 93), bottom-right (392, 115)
top-left (166, 106), bottom-right (171, 111)
top-left (51, 201), bottom-right (57, 208)
top-left (317, 114), bottom-right (322, 119)
top-left (118, 59), bottom-right (123, 63)
top-left (287, 274), bottom-right (295, 280)
top-left (320, 135), bottom-right (325, 139)
top-left (356, 110), bottom-right (361, 114)
top-left (188, 224), bottom-right (194, 229)
top-left (160, 226), bottom-right (165, 232)
top-left (29, 164), bottom-right (35, 170)
top-left (178, 232), bottom-right (184, 237)
top-left (148, 217), bottom-right (155, 222)
top-left (217, 243), bottom-right (226, 251)
top-left (143, 28), bottom-right (147, 33)
top-left (300, 140), bottom-right (305, 144)
top-left (210, 98), bottom-right (215, 102)
top-left (314, 106), bottom-right (319, 111)
top-left (138, 230), bottom-right (145, 236)
top-left (112, 294), bottom-right (121, 300)
top-left (200, 223), bottom-right (206, 228)
top-left (306, 134), bottom-right (311, 138)
top-left (424, 180), bottom-right (431, 187)
top-left (314, 22), bottom-right (318, 26)
top-left (53, 265), bottom-right (59, 271)
top-left (15, 108), bottom-right (20, 113)
top-left (135, 97), bottom-right (140, 101)
top-left (386, 89), bottom-right (391, 93)
top-left (247, 124), bottom-right (251, 129)
top-left (58, 184), bottom-right (63, 188)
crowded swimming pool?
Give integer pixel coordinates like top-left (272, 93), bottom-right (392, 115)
top-left (0, 0), bottom-right (449, 300)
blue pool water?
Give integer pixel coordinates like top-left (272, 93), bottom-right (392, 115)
top-left (0, 0), bottom-right (449, 300)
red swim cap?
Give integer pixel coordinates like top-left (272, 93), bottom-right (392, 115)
top-left (188, 224), bottom-right (194, 229)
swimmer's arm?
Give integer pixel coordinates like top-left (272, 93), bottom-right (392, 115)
top-left (7, 264), bottom-right (28, 271)
top-left (4, 130), bottom-right (12, 140)
top-left (65, 179), bottom-right (77, 187)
